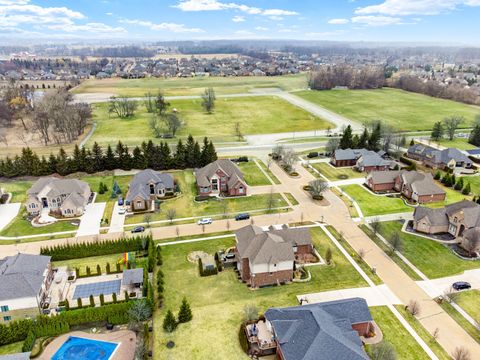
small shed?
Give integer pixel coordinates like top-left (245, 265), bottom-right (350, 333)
top-left (122, 268), bottom-right (144, 288)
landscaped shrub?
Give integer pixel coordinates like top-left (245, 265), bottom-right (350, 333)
top-left (454, 177), bottom-right (464, 191)
top-left (89, 295), bottom-right (95, 307)
top-left (434, 171), bottom-right (441, 180)
top-left (399, 156), bottom-right (413, 166)
top-left (177, 298), bottom-right (193, 323)
top-left (100, 294), bottom-right (105, 306)
top-left (77, 298), bottom-right (82, 308)
top-left (307, 152), bottom-right (318, 158)
top-left (112, 293), bottom-right (117, 303)
top-left (147, 237), bottom-right (155, 272)
top-left (106, 263), bottom-right (111, 274)
top-left (156, 246), bottom-right (163, 266)
top-left (463, 182), bottom-right (471, 195)
top-left (162, 310), bottom-right (177, 332)
top-left (238, 323), bottom-right (249, 354)
top-left (198, 258), bottom-right (218, 277)
top-left (195, 195), bottom-right (211, 202)
top-left (214, 252), bottom-right (223, 272)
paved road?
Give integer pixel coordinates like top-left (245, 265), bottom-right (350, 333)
top-left (76, 202), bottom-right (106, 237)
top-left (417, 269), bottom-right (480, 298)
top-left (0, 203), bottom-right (20, 231)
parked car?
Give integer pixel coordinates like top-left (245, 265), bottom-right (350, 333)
top-left (197, 218), bottom-right (213, 225)
top-left (118, 197), bottom-right (124, 206)
top-left (118, 208), bottom-right (126, 215)
top-left (452, 281), bottom-right (471, 291)
top-left (131, 226), bottom-right (145, 233)
top-left (235, 213), bottom-right (250, 221)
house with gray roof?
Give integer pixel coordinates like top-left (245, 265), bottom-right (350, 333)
top-left (247, 298), bottom-right (374, 359)
top-left (0, 253), bottom-right (52, 323)
top-left (234, 225), bottom-right (313, 288)
top-left (332, 148), bottom-right (392, 172)
top-left (26, 177), bottom-right (91, 218)
top-left (195, 159), bottom-right (247, 197)
top-left (126, 169), bottom-right (175, 211)
top-left (407, 144), bottom-right (472, 170)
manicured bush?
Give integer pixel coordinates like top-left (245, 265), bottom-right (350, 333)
top-left (89, 295), bottom-right (95, 307)
top-left (198, 258), bottom-right (218, 277)
top-left (195, 195), bottom-right (211, 202)
top-left (454, 177), bottom-right (464, 191)
top-left (399, 156), bottom-right (413, 166)
top-left (307, 152), bottom-right (318, 158)
top-left (99, 294), bottom-right (105, 306)
top-left (178, 298), bottom-right (193, 323)
top-left (77, 298), bottom-right (82, 308)
top-left (106, 263), bottom-right (111, 274)
top-left (238, 323), bottom-right (249, 354)
top-left (463, 182), bottom-right (471, 195)
top-left (112, 293), bottom-right (117, 303)
top-left (156, 246), bottom-right (163, 266)
top-left (434, 171), bottom-right (441, 180)
top-left (162, 310), bottom-right (177, 333)
top-left (96, 264), bottom-right (102, 275)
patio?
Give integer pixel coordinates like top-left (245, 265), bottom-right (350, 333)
top-left (246, 320), bottom-right (276, 356)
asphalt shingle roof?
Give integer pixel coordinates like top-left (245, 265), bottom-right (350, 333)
top-left (122, 268), bottom-right (144, 286)
top-left (126, 169), bottom-right (174, 202)
top-left (195, 159), bottom-right (245, 187)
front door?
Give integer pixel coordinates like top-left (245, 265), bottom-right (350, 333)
top-left (41, 198), bottom-right (48, 208)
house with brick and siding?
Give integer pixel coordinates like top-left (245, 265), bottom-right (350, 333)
top-left (195, 159), bottom-right (247, 197)
top-left (234, 225), bottom-right (313, 288)
top-left (245, 298), bottom-right (374, 359)
top-left (366, 170), bottom-right (446, 203)
top-left (407, 144), bottom-right (472, 170)
top-left (331, 148), bottom-right (392, 172)
top-left (126, 169), bottom-right (175, 212)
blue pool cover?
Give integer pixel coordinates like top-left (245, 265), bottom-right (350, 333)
top-left (73, 279), bottom-right (121, 299)
top-left (52, 336), bottom-right (119, 360)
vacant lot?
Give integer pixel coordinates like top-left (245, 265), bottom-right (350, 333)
top-left (87, 96), bottom-right (332, 146)
top-left (377, 221), bottom-right (480, 278)
top-left (154, 227), bottom-right (367, 359)
top-left (295, 88), bottom-right (480, 131)
top-left (312, 162), bottom-right (365, 181)
top-left (73, 73), bottom-right (308, 97)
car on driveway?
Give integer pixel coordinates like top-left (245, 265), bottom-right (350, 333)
top-left (131, 226), bottom-right (145, 233)
top-left (235, 213), bottom-right (250, 221)
top-left (452, 281), bottom-right (471, 291)
top-left (197, 218), bottom-right (213, 225)
top-left (118, 207), bottom-right (126, 215)
top-left (118, 197), bottom-right (124, 206)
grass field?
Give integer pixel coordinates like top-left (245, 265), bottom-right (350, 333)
top-left (340, 185), bottom-right (412, 216)
top-left (124, 170), bottom-right (288, 225)
top-left (455, 290), bottom-right (480, 324)
top-left (312, 162), bottom-right (365, 181)
top-left (295, 88), bottom-right (480, 131)
top-left (73, 73), bottom-right (308, 97)
top-left (87, 96), bottom-right (332, 146)
top-left (331, 187), bottom-right (360, 218)
top-left (256, 159), bottom-right (281, 184)
top-left (0, 342), bottom-right (23, 356)
top-left (434, 137), bottom-right (476, 151)
top-left (0, 180), bottom-right (33, 203)
top-left (439, 300), bottom-right (480, 344)
top-left (237, 161), bottom-right (271, 186)
top-left (377, 221), bottom-right (480, 278)
top-left (367, 307), bottom-right (431, 360)
top-left (460, 175), bottom-right (480, 197)
top-left (154, 226), bottom-right (367, 359)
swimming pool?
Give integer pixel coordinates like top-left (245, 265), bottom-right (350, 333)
top-left (52, 336), bottom-right (119, 360)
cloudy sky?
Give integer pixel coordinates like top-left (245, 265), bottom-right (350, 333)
top-left (1, 0), bottom-right (480, 43)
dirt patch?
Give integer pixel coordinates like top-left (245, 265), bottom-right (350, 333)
top-left (187, 251), bottom-right (210, 263)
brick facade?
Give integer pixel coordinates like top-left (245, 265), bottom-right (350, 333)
top-left (367, 178), bottom-right (395, 192)
top-left (249, 269), bottom-right (293, 288)
top-left (417, 193), bottom-right (446, 203)
top-left (332, 158), bottom-right (356, 167)
top-left (352, 322), bottom-right (374, 337)
top-left (363, 165), bottom-right (389, 173)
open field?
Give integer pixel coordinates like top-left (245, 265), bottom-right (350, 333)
top-left (154, 226), bottom-right (367, 359)
top-left (340, 185), bottom-right (411, 216)
top-left (367, 306), bottom-right (431, 360)
top-left (295, 88), bottom-right (480, 131)
top-left (87, 96), bottom-right (332, 146)
top-left (124, 170), bottom-right (288, 225)
top-left (312, 162), bottom-right (365, 181)
top-left (434, 137), bottom-right (476, 151)
top-left (73, 74), bottom-right (308, 97)
top-left (377, 221), bottom-right (480, 278)
top-left (455, 290), bottom-right (480, 324)
top-left (237, 161), bottom-right (271, 186)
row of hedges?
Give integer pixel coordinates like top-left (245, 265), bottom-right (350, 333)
top-left (40, 235), bottom-right (152, 261)
top-left (198, 258), bottom-right (218, 277)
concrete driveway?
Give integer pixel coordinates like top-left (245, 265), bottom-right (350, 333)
top-left (0, 203), bottom-right (21, 231)
top-left (416, 269), bottom-right (480, 298)
top-left (108, 202), bottom-right (126, 233)
top-left (76, 202), bottom-right (106, 237)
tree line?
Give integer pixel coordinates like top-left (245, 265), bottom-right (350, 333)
top-left (309, 64), bottom-right (385, 90)
top-left (0, 135), bottom-right (217, 178)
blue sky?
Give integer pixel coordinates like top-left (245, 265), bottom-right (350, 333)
top-left (1, 0), bottom-right (480, 44)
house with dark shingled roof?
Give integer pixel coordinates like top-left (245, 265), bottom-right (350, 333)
top-left (195, 159), bottom-right (247, 197)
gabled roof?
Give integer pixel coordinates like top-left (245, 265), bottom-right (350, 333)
top-left (413, 206), bottom-right (449, 226)
top-left (367, 170), bottom-right (401, 184)
top-left (408, 145), bottom-right (471, 165)
top-left (122, 268), bottom-right (144, 285)
top-left (28, 177), bottom-right (90, 199)
top-left (265, 298), bottom-right (371, 360)
top-left (333, 148), bottom-right (372, 161)
top-left (401, 171), bottom-right (445, 196)
top-left (195, 159), bottom-right (245, 187)
top-left (126, 169), bottom-right (174, 202)
top-left (356, 153), bottom-right (391, 168)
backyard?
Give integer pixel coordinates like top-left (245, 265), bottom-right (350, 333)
top-left (154, 226), bottom-right (367, 359)
top-left (311, 162), bottom-right (365, 181)
top-left (86, 96), bottom-right (332, 146)
top-left (295, 88), bottom-right (480, 131)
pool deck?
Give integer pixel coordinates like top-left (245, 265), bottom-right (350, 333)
top-left (39, 330), bottom-right (136, 360)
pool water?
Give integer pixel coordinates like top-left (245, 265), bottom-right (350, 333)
top-left (52, 336), bottom-right (119, 360)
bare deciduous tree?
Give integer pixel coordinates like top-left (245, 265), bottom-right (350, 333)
top-left (443, 115), bottom-right (464, 140)
top-left (166, 208), bottom-right (176, 224)
top-left (370, 217), bottom-right (381, 235)
top-left (109, 96), bottom-right (138, 118)
top-left (163, 113), bottom-right (183, 136)
top-left (452, 347), bottom-right (471, 360)
top-left (234, 121), bottom-right (243, 141)
top-left (388, 232), bottom-right (402, 254)
top-left (309, 179), bottom-right (328, 200)
top-left (201, 87), bottom-right (216, 113)
top-left (408, 300), bottom-right (421, 316)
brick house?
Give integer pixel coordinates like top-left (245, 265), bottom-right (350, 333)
top-left (407, 144), bottom-right (472, 170)
top-left (126, 169), bottom-right (175, 212)
top-left (195, 159), bottom-right (247, 197)
top-left (234, 225), bottom-right (313, 288)
top-left (247, 298), bottom-right (374, 360)
top-left (332, 148), bottom-right (392, 172)
top-left (366, 170), bottom-right (446, 203)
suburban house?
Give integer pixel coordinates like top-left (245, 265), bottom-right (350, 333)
top-left (234, 225), bottom-right (313, 288)
top-left (413, 200), bottom-right (480, 252)
top-left (366, 170), bottom-right (446, 203)
top-left (0, 253), bottom-right (53, 323)
top-left (331, 148), bottom-right (392, 172)
top-left (407, 144), bottom-right (472, 170)
top-left (126, 169), bottom-right (175, 211)
top-left (245, 298), bottom-right (374, 359)
top-left (195, 159), bottom-right (247, 197)
top-left (26, 177), bottom-right (91, 218)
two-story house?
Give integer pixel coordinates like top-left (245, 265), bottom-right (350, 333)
top-left (407, 144), bottom-right (472, 170)
top-left (195, 159), bottom-right (247, 197)
top-left (126, 169), bottom-right (175, 212)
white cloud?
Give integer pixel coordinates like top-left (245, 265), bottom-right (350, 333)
top-left (234, 29), bottom-right (253, 35)
top-left (255, 26), bottom-right (268, 31)
top-left (120, 19), bottom-right (204, 33)
top-left (328, 18), bottom-right (349, 24)
top-left (351, 15), bottom-right (402, 26)
top-left (174, 0), bottom-right (298, 17)
top-left (48, 22), bottom-right (126, 34)
top-left (355, 0), bottom-right (480, 16)
top-left (232, 15), bottom-right (245, 22)
top-left (305, 30), bottom-right (344, 37)
top-left (268, 16), bottom-right (283, 21)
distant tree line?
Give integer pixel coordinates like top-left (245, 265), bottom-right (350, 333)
top-left (0, 135), bottom-right (217, 178)
top-left (309, 65), bottom-right (385, 90)
top-left (71, 46), bottom-right (155, 58)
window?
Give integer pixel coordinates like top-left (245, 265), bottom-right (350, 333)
top-left (212, 179), bottom-right (218, 191)
top-left (3, 316), bottom-right (11, 321)
top-left (0, 305), bottom-right (9, 312)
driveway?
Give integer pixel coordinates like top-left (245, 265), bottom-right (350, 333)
top-left (297, 284), bottom-right (402, 307)
top-left (416, 269), bottom-right (480, 298)
top-left (109, 202), bottom-right (126, 233)
top-left (76, 202), bottom-right (106, 237)
top-left (0, 203), bottom-right (21, 231)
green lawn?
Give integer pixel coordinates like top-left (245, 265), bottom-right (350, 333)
top-left (237, 161), bottom-right (271, 186)
top-left (0, 341), bottom-right (23, 356)
top-left (331, 187), bottom-right (360, 218)
top-left (284, 193), bottom-right (299, 206)
top-left (0, 180), bottom-right (33, 203)
top-left (154, 226), bottom-right (367, 359)
top-left (435, 137), bottom-right (476, 151)
top-left (367, 307), bottom-right (431, 360)
top-left (256, 159), bottom-right (281, 184)
top-left (377, 221), bottom-right (480, 278)
top-left (394, 306), bottom-right (451, 360)
top-left (461, 175), bottom-right (480, 197)
top-left (312, 162), bottom-right (365, 181)
top-left (53, 253), bottom-right (147, 275)
top-left (87, 96), bottom-right (332, 146)
top-left (125, 170), bottom-right (288, 225)
top-left (439, 300), bottom-right (480, 344)
top-left (73, 73), bottom-right (308, 97)
top-left (295, 88), bottom-right (480, 131)
top-left (340, 184), bottom-right (412, 216)
top-left (455, 290), bottom-right (480, 324)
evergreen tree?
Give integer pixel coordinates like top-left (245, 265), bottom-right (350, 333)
top-left (339, 125), bottom-right (353, 149)
top-left (178, 297), bottom-right (193, 323)
top-left (162, 310), bottom-right (177, 332)
top-left (132, 146), bottom-right (146, 169)
top-left (357, 128), bottom-right (369, 148)
top-left (454, 177), bottom-right (464, 191)
top-left (185, 135), bottom-right (196, 168)
top-left (91, 142), bottom-right (104, 171)
top-left (174, 140), bottom-right (186, 169)
top-left (410, 139), bottom-right (415, 146)
top-left (430, 122), bottom-right (444, 141)
top-left (463, 182), bottom-right (471, 195)
top-left (104, 145), bottom-right (116, 170)
top-left (351, 134), bottom-right (360, 149)
top-left (368, 123), bottom-right (382, 151)
top-left (192, 141), bottom-right (202, 168)
top-left (434, 171), bottom-right (441, 180)
top-left (56, 148), bottom-right (71, 175)
top-left (468, 124), bottom-right (480, 146)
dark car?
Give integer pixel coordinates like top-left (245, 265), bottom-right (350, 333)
top-left (452, 281), bottom-right (471, 291)
top-left (131, 226), bottom-right (145, 233)
top-left (235, 213), bottom-right (250, 221)
top-left (118, 197), bottom-right (124, 206)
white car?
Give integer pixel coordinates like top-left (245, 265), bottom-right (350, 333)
top-left (197, 218), bottom-right (213, 225)
top-left (118, 207), bottom-right (127, 215)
